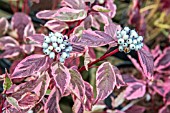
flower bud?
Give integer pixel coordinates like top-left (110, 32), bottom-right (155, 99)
top-left (119, 46), bottom-right (124, 52)
top-left (42, 42), bottom-right (48, 49)
top-left (61, 52), bottom-right (68, 59)
top-left (118, 38), bottom-right (124, 45)
top-left (44, 36), bottom-right (51, 43)
top-left (49, 52), bottom-right (55, 59)
top-left (48, 45), bottom-right (54, 51)
top-left (59, 57), bottom-right (65, 63)
top-left (60, 44), bottom-right (66, 50)
top-left (55, 47), bottom-right (61, 53)
top-left (52, 43), bottom-right (58, 48)
top-left (130, 44), bottom-right (136, 50)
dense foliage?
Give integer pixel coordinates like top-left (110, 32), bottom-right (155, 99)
top-left (0, 0), bottom-right (170, 113)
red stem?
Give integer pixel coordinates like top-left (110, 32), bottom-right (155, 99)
top-left (78, 48), bottom-right (119, 72)
top-left (67, 19), bottom-right (84, 36)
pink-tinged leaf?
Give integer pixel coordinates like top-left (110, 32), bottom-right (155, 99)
top-left (159, 104), bottom-right (170, 113)
top-left (91, 12), bottom-right (110, 30)
top-left (32, 0), bottom-right (40, 3)
top-left (72, 98), bottom-right (84, 113)
top-left (84, 49), bottom-right (91, 71)
top-left (44, 87), bottom-right (62, 113)
top-left (61, 0), bottom-right (85, 9)
top-left (125, 82), bottom-right (146, 100)
top-left (113, 66), bottom-right (126, 88)
top-left (88, 47), bottom-right (96, 60)
top-left (24, 23), bottom-right (35, 38)
top-left (125, 105), bottom-right (145, 113)
top-left (69, 69), bottom-right (85, 102)
top-left (151, 45), bottom-right (161, 59)
top-left (21, 44), bottom-right (34, 54)
top-left (105, 0), bottom-right (117, 18)
top-left (64, 56), bottom-right (80, 68)
top-left (95, 62), bottom-right (116, 102)
top-left (6, 96), bottom-right (20, 110)
top-left (137, 49), bottom-right (154, 79)
top-left (51, 62), bottom-right (71, 94)
top-left (36, 10), bottom-right (58, 19)
top-left (44, 20), bottom-right (68, 32)
top-left (0, 17), bottom-right (9, 35)
top-left (0, 36), bottom-right (19, 50)
top-left (92, 5), bottom-right (110, 13)
top-left (33, 72), bottom-right (51, 102)
top-left (18, 92), bottom-right (39, 109)
top-left (11, 54), bottom-right (49, 78)
top-left (122, 74), bottom-right (138, 84)
top-left (104, 23), bottom-right (121, 39)
top-left (26, 34), bottom-right (45, 46)
top-left (0, 46), bottom-right (21, 59)
top-left (112, 110), bottom-right (125, 113)
top-left (155, 47), bottom-right (170, 71)
top-left (84, 15), bottom-right (92, 29)
top-left (71, 44), bottom-right (86, 53)
top-left (11, 12), bottom-right (32, 39)
top-left (54, 7), bottom-right (87, 22)
top-left (10, 60), bottom-right (21, 73)
top-left (84, 81), bottom-right (93, 111)
top-left (71, 30), bottom-right (115, 47)
top-left (127, 55), bottom-right (143, 74)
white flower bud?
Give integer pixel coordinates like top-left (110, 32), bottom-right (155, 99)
top-left (48, 45), bottom-right (54, 51)
top-left (137, 36), bottom-right (143, 43)
top-left (66, 53), bottom-right (70, 58)
top-left (116, 30), bottom-right (121, 35)
top-left (117, 34), bottom-right (122, 39)
top-left (121, 30), bottom-right (126, 36)
top-left (130, 44), bottom-right (136, 50)
top-left (49, 32), bottom-right (54, 37)
top-left (124, 27), bottom-right (130, 33)
top-left (59, 57), bottom-right (65, 63)
top-left (63, 41), bottom-right (70, 46)
top-left (52, 43), bottom-right (58, 48)
top-left (133, 39), bottom-right (138, 45)
top-left (61, 52), bottom-right (67, 59)
top-left (127, 38), bottom-right (132, 44)
top-left (130, 31), bottom-right (138, 38)
top-left (57, 37), bottom-right (63, 44)
top-left (55, 32), bottom-right (63, 38)
top-left (135, 45), bottom-right (140, 51)
top-left (119, 46), bottom-right (124, 52)
top-left (123, 35), bottom-right (129, 40)
top-left (42, 42), bottom-right (48, 49)
top-left (44, 36), bottom-right (51, 43)
top-left (59, 44), bottom-right (66, 50)
top-left (55, 47), bottom-right (61, 53)
top-left (139, 43), bottom-right (144, 48)
top-left (51, 36), bottom-right (57, 42)
top-left (65, 48), bottom-right (70, 52)
top-left (49, 52), bottom-right (55, 59)
top-left (118, 38), bottom-right (124, 45)
top-left (43, 49), bottom-right (50, 55)
top-left (123, 43), bottom-right (128, 47)
top-left (68, 46), bottom-right (73, 51)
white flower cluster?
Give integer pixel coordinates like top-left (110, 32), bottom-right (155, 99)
top-left (116, 27), bottom-right (144, 53)
top-left (42, 32), bottom-right (73, 63)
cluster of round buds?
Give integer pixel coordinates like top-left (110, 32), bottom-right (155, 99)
top-left (116, 27), bottom-right (144, 53)
top-left (42, 32), bottom-right (73, 63)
